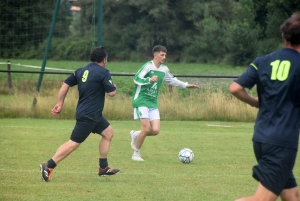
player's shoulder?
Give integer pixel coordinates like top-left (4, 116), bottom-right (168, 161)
top-left (159, 63), bottom-right (169, 70)
top-left (72, 66), bottom-right (84, 76)
top-left (142, 61), bottom-right (153, 68)
top-left (138, 61), bottom-right (155, 72)
top-left (251, 49), bottom-right (282, 66)
top-left (258, 48), bottom-right (300, 63)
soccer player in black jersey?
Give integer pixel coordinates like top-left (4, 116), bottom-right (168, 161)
top-left (40, 46), bottom-right (120, 182)
top-left (230, 13), bottom-right (300, 201)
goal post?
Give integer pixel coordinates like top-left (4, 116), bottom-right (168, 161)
top-left (33, 0), bottom-right (61, 106)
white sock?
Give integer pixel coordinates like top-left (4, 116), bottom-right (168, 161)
top-left (133, 149), bottom-right (140, 156)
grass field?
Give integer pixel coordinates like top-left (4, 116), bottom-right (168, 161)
top-left (1, 118), bottom-right (299, 201)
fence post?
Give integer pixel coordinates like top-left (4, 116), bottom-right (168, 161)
top-left (7, 61), bottom-right (12, 88)
top-left (169, 85), bottom-right (173, 96)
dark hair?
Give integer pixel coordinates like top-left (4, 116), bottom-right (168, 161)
top-left (90, 46), bottom-right (108, 62)
top-left (152, 45), bottom-right (167, 54)
top-left (280, 12), bottom-right (300, 45)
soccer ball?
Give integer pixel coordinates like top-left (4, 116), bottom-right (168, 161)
top-left (178, 148), bottom-right (194, 164)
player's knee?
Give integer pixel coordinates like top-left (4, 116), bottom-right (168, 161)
top-left (105, 130), bottom-right (114, 140)
top-left (293, 190), bottom-right (300, 200)
top-left (143, 127), bottom-right (152, 134)
top-left (101, 126), bottom-right (114, 140)
top-left (151, 129), bottom-right (159, 135)
top-left (281, 187), bottom-right (300, 201)
top-left (69, 140), bottom-right (81, 150)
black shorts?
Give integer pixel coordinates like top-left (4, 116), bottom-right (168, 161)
top-left (252, 141), bottom-right (298, 196)
top-left (70, 117), bottom-right (110, 143)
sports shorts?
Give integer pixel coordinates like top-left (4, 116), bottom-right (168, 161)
top-left (252, 141), bottom-right (298, 196)
top-left (133, 107), bottom-right (160, 121)
top-left (70, 116), bottom-right (110, 143)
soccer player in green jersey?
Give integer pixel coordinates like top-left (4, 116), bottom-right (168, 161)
top-left (130, 45), bottom-right (199, 161)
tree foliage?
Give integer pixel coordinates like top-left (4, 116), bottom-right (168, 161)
top-left (1, 0), bottom-right (300, 65)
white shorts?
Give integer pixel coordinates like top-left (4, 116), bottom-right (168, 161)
top-left (133, 107), bottom-right (160, 121)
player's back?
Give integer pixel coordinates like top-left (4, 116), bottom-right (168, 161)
top-left (254, 48), bottom-right (300, 149)
top-left (74, 63), bottom-right (110, 121)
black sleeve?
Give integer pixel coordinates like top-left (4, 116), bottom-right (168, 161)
top-left (235, 58), bottom-right (259, 90)
top-left (102, 70), bottom-right (116, 93)
top-left (64, 71), bottom-right (78, 87)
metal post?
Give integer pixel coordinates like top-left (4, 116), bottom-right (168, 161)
top-left (7, 61), bottom-right (12, 88)
top-left (33, 0), bottom-right (61, 106)
top-left (169, 85), bottom-right (173, 96)
top-left (98, 0), bottom-right (103, 46)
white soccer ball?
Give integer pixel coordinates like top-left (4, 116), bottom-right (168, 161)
top-left (178, 148), bottom-right (194, 164)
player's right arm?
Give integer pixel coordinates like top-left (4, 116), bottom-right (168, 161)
top-left (52, 82), bottom-right (70, 115)
top-left (229, 59), bottom-right (259, 108)
top-left (52, 70), bottom-right (78, 115)
top-left (133, 64), bottom-right (153, 85)
top-left (229, 82), bottom-right (258, 108)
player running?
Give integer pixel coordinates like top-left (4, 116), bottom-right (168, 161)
top-left (130, 45), bottom-right (199, 161)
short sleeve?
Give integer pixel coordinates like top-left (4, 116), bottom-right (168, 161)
top-left (102, 70), bottom-right (116, 93)
top-left (64, 71), bottom-right (78, 87)
top-left (235, 58), bottom-right (259, 90)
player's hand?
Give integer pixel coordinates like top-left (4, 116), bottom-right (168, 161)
top-left (150, 75), bottom-right (158, 82)
top-left (187, 84), bottom-right (200, 89)
top-left (51, 104), bottom-right (62, 116)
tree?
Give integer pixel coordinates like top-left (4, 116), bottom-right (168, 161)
top-left (0, 0), bottom-right (71, 58)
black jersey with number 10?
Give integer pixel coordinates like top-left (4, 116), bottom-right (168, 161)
top-left (235, 48), bottom-right (300, 149)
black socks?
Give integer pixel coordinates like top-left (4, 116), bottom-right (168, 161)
top-left (99, 158), bottom-right (108, 169)
top-left (47, 158), bottom-right (57, 169)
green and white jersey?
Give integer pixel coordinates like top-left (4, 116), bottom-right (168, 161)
top-left (132, 61), bottom-right (188, 108)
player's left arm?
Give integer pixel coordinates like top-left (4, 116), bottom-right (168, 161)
top-left (164, 68), bottom-right (199, 88)
top-left (103, 70), bottom-right (117, 97)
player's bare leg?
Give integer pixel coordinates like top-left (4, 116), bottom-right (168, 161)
top-left (235, 183), bottom-right (277, 201)
top-left (98, 125), bottom-right (119, 176)
top-left (40, 140), bottom-right (80, 182)
top-left (52, 140), bottom-right (81, 164)
top-left (136, 119), bottom-right (160, 148)
top-left (99, 125), bottom-right (114, 158)
top-left (280, 187), bottom-right (300, 201)
top-left (132, 119), bottom-right (160, 161)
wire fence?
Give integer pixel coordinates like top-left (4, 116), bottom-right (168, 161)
top-left (0, 61), bottom-right (239, 95)
top-left (0, 69), bottom-right (238, 78)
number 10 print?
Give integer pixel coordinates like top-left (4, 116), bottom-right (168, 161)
top-left (270, 60), bottom-right (291, 81)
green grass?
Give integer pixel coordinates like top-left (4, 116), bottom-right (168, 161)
top-left (1, 119), bottom-right (298, 200)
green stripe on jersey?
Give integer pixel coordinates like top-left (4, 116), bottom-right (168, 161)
top-left (250, 63), bottom-right (258, 70)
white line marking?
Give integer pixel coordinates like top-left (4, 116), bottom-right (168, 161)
top-left (0, 62), bottom-right (74, 71)
top-left (0, 126), bottom-right (69, 130)
top-left (207, 124), bottom-right (232, 128)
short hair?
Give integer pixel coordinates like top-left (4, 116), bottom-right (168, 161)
top-left (152, 45), bottom-right (167, 54)
top-left (280, 12), bottom-right (300, 45)
top-left (90, 46), bottom-right (108, 62)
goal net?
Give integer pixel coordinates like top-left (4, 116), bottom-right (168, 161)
top-left (0, 0), bottom-right (97, 69)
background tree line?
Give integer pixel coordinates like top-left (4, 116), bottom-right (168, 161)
top-left (1, 0), bottom-right (300, 66)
